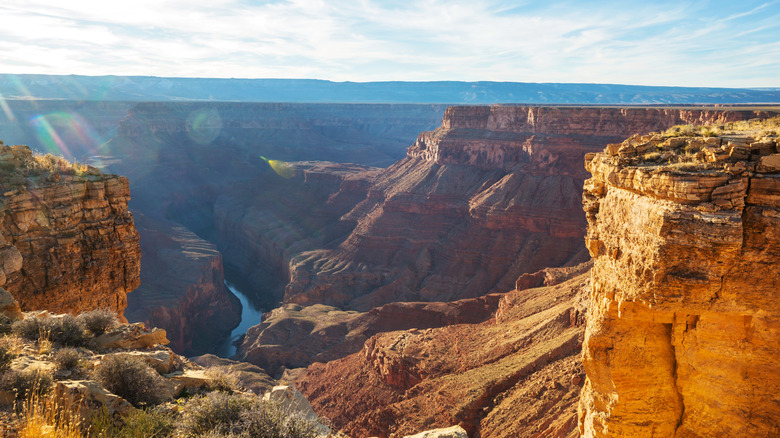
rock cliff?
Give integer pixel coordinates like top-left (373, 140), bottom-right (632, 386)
top-left (578, 118), bottom-right (780, 437)
top-left (285, 106), bottom-right (776, 310)
top-left (0, 144), bottom-right (140, 317)
top-left (125, 215), bottom-right (241, 355)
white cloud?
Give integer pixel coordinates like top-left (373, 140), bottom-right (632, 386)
top-left (0, 0), bottom-right (777, 87)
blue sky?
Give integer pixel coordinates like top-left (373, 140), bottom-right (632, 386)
top-left (1, 0), bottom-right (778, 87)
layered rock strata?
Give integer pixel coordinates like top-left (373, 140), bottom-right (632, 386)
top-left (125, 215), bottom-right (241, 355)
top-left (285, 106), bottom-right (778, 310)
top-left (0, 145), bottom-right (140, 317)
top-left (212, 161), bottom-right (382, 309)
top-left (578, 119), bottom-right (780, 437)
top-left (295, 271), bottom-right (589, 438)
top-left (235, 294), bottom-right (502, 376)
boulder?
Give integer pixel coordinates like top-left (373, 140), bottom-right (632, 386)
top-left (404, 426), bottom-right (469, 438)
top-left (53, 380), bottom-right (133, 426)
top-left (263, 385), bottom-right (331, 437)
top-left (0, 288), bottom-right (22, 320)
top-left (93, 323), bottom-right (169, 349)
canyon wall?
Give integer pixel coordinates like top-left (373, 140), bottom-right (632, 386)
top-left (284, 106), bottom-right (777, 311)
top-left (124, 215), bottom-right (241, 355)
top-left (0, 144), bottom-right (140, 317)
top-left (578, 120), bottom-right (780, 436)
top-left (295, 268), bottom-right (590, 438)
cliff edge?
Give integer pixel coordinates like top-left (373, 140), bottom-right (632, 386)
top-left (0, 144), bottom-right (140, 318)
top-left (578, 118), bottom-right (780, 436)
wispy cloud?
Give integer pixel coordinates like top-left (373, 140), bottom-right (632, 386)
top-left (0, 0), bottom-right (777, 87)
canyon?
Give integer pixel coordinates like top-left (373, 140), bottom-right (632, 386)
top-left (1, 100), bottom-right (779, 437)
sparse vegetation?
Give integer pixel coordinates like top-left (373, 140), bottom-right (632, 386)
top-left (0, 144), bottom-right (98, 188)
top-left (1, 367), bottom-right (54, 401)
top-left (76, 309), bottom-right (119, 336)
top-left (178, 391), bottom-right (318, 438)
top-left (16, 385), bottom-right (82, 438)
top-left (0, 314), bottom-right (13, 335)
top-left (90, 406), bottom-right (177, 438)
top-left (12, 315), bottom-right (88, 347)
top-left (53, 348), bottom-right (82, 371)
top-left (0, 340), bottom-right (16, 371)
top-left (204, 367), bottom-right (241, 393)
top-left (92, 354), bottom-right (169, 407)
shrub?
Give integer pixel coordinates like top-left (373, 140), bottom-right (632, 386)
top-left (1, 367), bottom-right (54, 400)
top-left (0, 341), bottom-right (16, 371)
top-left (12, 315), bottom-right (87, 347)
top-left (0, 313), bottom-right (13, 335)
top-left (76, 309), bottom-right (119, 336)
top-left (53, 348), bottom-right (82, 371)
top-left (642, 151), bottom-right (662, 162)
top-left (178, 392), bottom-right (318, 438)
top-left (93, 354), bottom-right (168, 407)
top-left (90, 406), bottom-right (176, 438)
top-left (204, 367), bottom-right (241, 393)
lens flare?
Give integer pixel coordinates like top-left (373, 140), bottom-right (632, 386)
top-left (186, 108), bottom-right (222, 144)
top-left (29, 112), bottom-right (103, 160)
top-left (0, 92), bottom-right (16, 123)
top-left (261, 156), bottom-right (295, 179)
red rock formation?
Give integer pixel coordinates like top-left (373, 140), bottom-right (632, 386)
top-left (212, 161), bottom-right (382, 308)
top-left (125, 215), bottom-right (240, 355)
top-left (235, 294), bottom-right (502, 376)
top-left (0, 145), bottom-right (140, 317)
top-left (285, 106), bottom-right (773, 310)
top-left (578, 118), bottom-right (780, 437)
top-left (294, 272), bottom-right (589, 438)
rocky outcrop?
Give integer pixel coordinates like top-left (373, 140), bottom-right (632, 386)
top-left (578, 118), bottom-right (780, 437)
top-left (0, 145), bottom-right (140, 317)
top-left (125, 215), bottom-right (240, 356)
top-left (285, 106), bottom-right (776, 310)
top-left (235, 294), bottom-right (502, 376)
top-left (403, 426), bottom-right (468, 438)
top-left (295, 272), bottom-right (589, 438)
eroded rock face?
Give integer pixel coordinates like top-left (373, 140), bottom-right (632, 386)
top-left (0, 145), bottom-right (140, 317)
top-left (295, 272), bottom-right (589, 438)
top-left (235, 294), bottom-right (502, 376)
top-left (578, 122), bottom-right (780, 437)
top-left (125, 215), bottom-right (240, 355)
top-left (285, 106), bottom-right (776, 310)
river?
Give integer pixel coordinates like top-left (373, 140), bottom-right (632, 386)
top-left (214, 281), bottom-right (264, 358)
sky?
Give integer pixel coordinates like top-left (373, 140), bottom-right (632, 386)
top-left (0, 0), bottom-right (778, 88)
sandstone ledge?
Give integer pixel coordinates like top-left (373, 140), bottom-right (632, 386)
top-left (578, 118), bottom-right (780, 437)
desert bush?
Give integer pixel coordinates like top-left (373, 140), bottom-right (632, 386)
top-left (204, 367), bottom-right (241, 393)
top-left (0, 313), bottom-right (13, 335)
top-left (12, 315), bottom-right (87, 346)
top-left (699, 126), bottom-right (721, 137)
top-left (0, 341), bottom-right (16, 371)
top-left (90, 405), bottom-right (176, 438)
top-left (76, 309), bottom-right (119, 336)
top-left (53, 348), bottom-right (82, 371)
top-left (642, 151), bottom-right (662, 162)
top-left (177, 391), bottom-right (318, 438)
top-left (1, 367), bottom-right (54, 400)
top-left (93, 354), bottom-right (168, 407)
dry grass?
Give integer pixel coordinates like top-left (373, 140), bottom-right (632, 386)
top-left (17, 389), bottom-right (83, 438)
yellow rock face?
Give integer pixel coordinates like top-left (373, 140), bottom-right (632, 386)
top-left (578, 124), bottom-right (780, 437)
